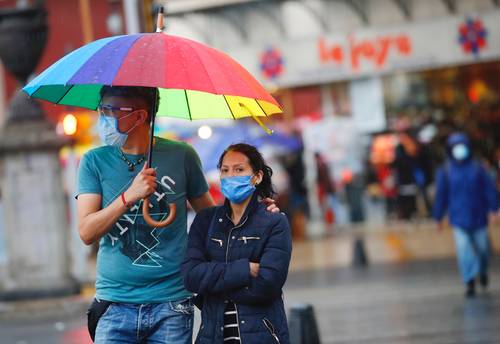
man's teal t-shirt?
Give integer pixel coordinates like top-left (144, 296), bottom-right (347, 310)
top-left (77, 138), bottom-right (209, 303)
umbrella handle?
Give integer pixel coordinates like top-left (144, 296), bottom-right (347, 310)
top-left (142, 198), bottom-right (177, 228)
top-left (239, 102), bottom-right (274, 135)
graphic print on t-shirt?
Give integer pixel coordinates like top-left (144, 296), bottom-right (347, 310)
top-left (103, 174), bottom-right (177, 268)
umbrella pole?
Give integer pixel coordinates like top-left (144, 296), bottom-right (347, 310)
top-left (146, 6), bottom-right (164, 168)
top-left (146, 90), bottom-right (158, 168)
top-left (142, 88), bottom-right (177, 228)
top-left (147, 115), bottom-right (156, 168)
top-left (141, 6), bottom-right (177, 229)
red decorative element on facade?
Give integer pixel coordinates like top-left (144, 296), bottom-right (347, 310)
top-left (260, 47), bottom-right (284, 79)
top-left (458, 17), bottom-right (487, 56)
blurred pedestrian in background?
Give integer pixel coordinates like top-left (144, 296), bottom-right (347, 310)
top-left (183, 143), bottom-right (291, 344)
top-left (495, 147), bottom-right (500, 202)
top-left (342, 168), bottom-right (365, 223)
top-left (433, 132), bottom-right (499, 297)
top-left (281, 132), bottom-right (309, 239)
top-left (393, 131), bottom-right (419, 220)
top-left (315, 152), bottom-right (337, 228)
top-left (414, 132), bottom-right (434, 217)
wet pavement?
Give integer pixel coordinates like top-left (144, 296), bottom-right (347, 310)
top-left (1, 224), bottom-right (500, 344)
top-left (285, 257), bottom-right (500, 344)
top-left (1, 257), bottom-right (499, 344)
top-left (290, 221), bottom-right (500, 271)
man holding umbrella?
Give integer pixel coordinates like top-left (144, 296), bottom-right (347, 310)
top-left (23, 9), bottom-right (283, 343)
top-left (77, 86), bottom-right (279, 343)
top-left (77, 86), bottom-right (214, 343)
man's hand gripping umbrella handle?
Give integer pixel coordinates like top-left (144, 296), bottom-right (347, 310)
top-left (142, 84), bottom-right (177, 228)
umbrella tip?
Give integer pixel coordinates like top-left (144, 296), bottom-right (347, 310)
top-left (156, 6), bottom-right (165, 32)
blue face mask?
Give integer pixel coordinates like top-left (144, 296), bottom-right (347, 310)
top-left (452, 143), bottom-right (469, 161)
top-left (97, 114), bottom-right (137, 147)
top-left (220, 175), bottom-right (256, 204)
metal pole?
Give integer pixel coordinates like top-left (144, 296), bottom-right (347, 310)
top-left (147, 6), bottom-right (164, 168)
top-left (147, 89), bottom-right (158, 168)
top-left (123, 0), bottom-right (140, 34)
top-left (78, 0), bottom-right (94, 44)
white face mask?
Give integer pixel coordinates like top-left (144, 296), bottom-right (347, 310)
top-left (451, 143), bottom-right (469, 161)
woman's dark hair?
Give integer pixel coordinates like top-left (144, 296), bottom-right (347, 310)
top-left (217, 143), bottom-right (276, 199)
top-left (99, 86), bottom-right (159, 120)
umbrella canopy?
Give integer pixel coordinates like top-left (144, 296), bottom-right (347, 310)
top-left (22, 32), bottom-right (281, 123)
top-left (22, 12), bottom-right (282, 228)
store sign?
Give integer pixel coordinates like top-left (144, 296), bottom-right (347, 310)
top-left (318, 34), bottom-right (412, 71)
top-left (226, 10), bottom-right (500, 87)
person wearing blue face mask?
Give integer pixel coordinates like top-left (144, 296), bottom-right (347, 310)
top-left (182, 143), bottom-right (292, 344)
top-left (451, 142), bottom-right (469, 161)
top-left (77, 86), bottom-right (217, 344)
top-left (97, 106), bottom-right (142, 148)
top-left (433, 132), bottom-right (498, 298)
top-left (78, 87), bottom-right (280, 343)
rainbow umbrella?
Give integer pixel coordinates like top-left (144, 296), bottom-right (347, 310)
top-left (22, 33), bottom-right (281, 124)
top-left (22, 9), bottom-right (282, 227)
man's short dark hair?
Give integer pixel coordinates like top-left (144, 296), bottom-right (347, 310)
top-left (99, 86), bottom-right (159, 121)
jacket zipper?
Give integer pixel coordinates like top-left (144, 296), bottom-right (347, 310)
top-left (263, 318), bottom-right (280, 343)
top-left (224, 213), bottom-right (248, 343)
top-left (233, 303), bottom-right (243, 343)
top-left (225, 215), bottom-right (248, 262)
top-left (238, 236), bottom-right (260, 244)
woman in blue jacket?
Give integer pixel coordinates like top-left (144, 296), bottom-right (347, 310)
top-left (182, 143), bottom-right (292, 344)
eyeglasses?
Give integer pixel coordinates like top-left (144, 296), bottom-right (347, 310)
top-left (97, 104), bottom-right (135, 118)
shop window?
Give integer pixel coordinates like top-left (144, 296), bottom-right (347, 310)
top-left (330, 82), bottom-right (351, 116)
top-left (291, 86), bottom-right (322, 120)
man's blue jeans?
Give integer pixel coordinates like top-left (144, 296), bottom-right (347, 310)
top-left (94, 298), bottom-right (194, 343)
top-left (453, 227), bottom-right (490, 284)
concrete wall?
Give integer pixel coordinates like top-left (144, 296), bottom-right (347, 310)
top-left (0, 150), bottom-right (72, 294)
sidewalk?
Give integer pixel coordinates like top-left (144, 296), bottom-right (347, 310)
top-left (2, 257), bottom-right (499, 344)
top-left (1, 222), bottom-right (499, 320)
top-left (290, 222), bottom-right (500, 271)
top-left (0, 222), bottom-right (499, 344)
top-left (285, 256), bottom-right (500, 344)
top-left (0, 285), bottom-right (93, 321)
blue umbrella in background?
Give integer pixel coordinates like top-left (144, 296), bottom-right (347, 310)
top-left (252, 130), bottom-right (303, 152)
top-left (191, 122), bottom-right (302, 173)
